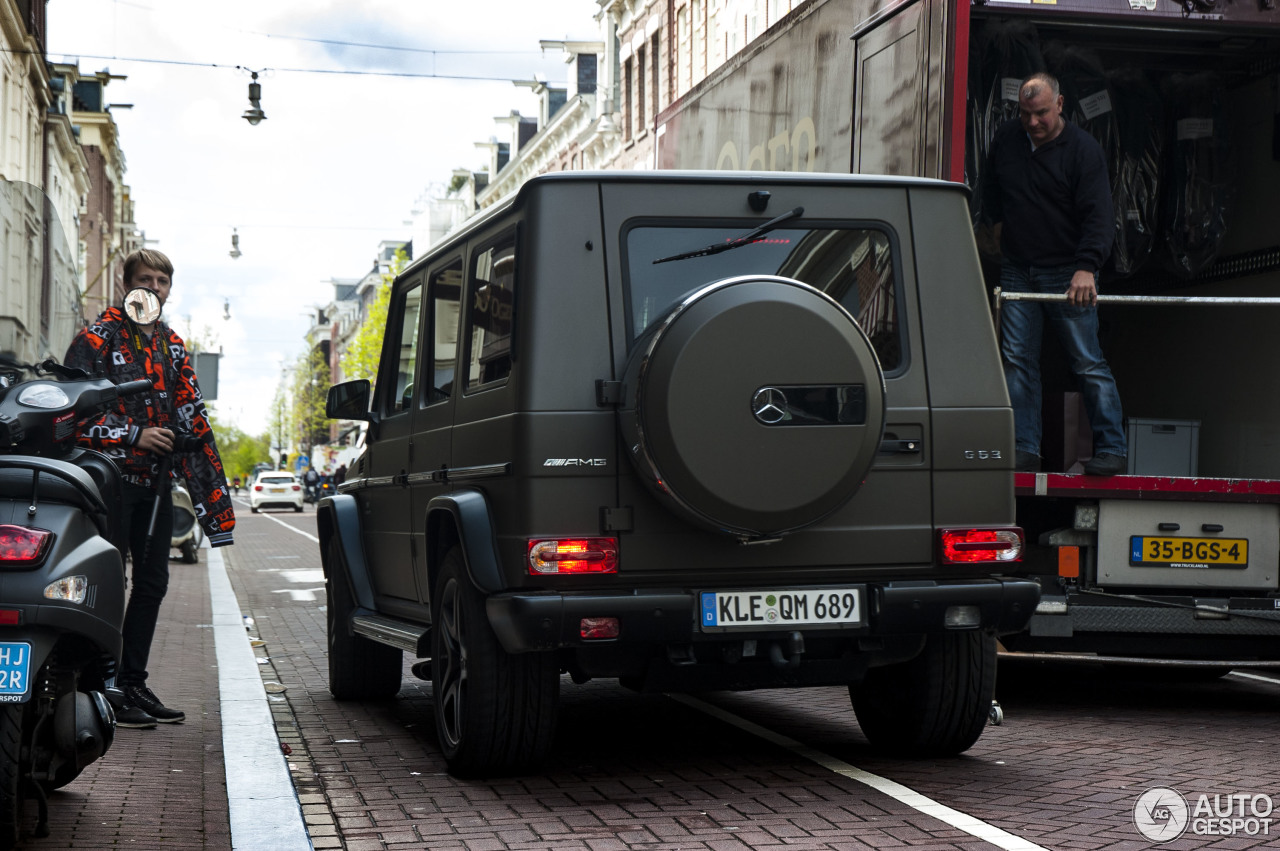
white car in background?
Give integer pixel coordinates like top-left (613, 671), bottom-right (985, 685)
top-left (249, 472), bottom-right (304, 513)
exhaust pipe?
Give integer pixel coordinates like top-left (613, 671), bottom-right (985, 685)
top-left (54, 691), bottom-right (115, 766)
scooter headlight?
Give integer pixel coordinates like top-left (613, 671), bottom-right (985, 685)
top-left (44, 576), bottom-right (87, 604)
top-left (17, 383), bottom-right (70, 409)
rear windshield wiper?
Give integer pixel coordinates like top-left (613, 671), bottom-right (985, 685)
top-left (653, 206), bottom-right (805, 264)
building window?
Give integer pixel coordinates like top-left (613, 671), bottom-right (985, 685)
top-left (623, 56), bottom-right (633, 141)
top-left (636, 43), bottom-right (646, 135)
top-left (677, 7), bottom-right (689, 95)
top-left (651, 32), bottom-right (661, 116)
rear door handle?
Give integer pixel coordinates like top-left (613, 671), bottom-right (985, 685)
top-left (878, 439), bottom-right (922, 455)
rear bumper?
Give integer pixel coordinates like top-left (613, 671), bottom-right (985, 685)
top-left (486, 577), bottom-right (1040, 653)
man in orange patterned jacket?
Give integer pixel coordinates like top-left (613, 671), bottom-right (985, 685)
top-left (65, 249), bottom-right (236, 728)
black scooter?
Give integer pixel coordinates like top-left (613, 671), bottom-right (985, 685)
top-left (0, 355), bottom-right (152, 847)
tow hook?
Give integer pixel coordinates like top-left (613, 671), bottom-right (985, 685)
top-left (768, 631), bottom-right (805, 668)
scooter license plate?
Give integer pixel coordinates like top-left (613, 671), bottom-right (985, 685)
top-left (0, 643), bottom-right (31, 699)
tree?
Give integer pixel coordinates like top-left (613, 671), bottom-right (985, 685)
top-left (339, 248), bottom-right (408, 384)
top-left (291, 347), bottom-right (330, 457)
top-left (267, 384), bottom-right (290, 467)
top-left (205, 409), bottom-right (271, 484)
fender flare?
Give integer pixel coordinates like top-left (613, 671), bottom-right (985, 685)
top-left (426, 489), bottom-right (504, 594)
top-left (317, 493), bottom-right (376, 611)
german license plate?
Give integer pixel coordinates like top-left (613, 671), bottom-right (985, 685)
top-left (700, 587), bottom-right (863, 631)
top-left (1130, 536), bottom-right (1248, 569)
top-left (0, 643), bottom-right (31, 698)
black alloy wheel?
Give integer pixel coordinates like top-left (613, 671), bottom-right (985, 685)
top-left (431, 547), bottom-right (558, 777)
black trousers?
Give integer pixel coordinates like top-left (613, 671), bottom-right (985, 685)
top-left (117, 481), bottom-right (174, 686)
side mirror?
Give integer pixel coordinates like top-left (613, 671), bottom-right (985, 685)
top-left (326, 380), bottom-right (372, 421)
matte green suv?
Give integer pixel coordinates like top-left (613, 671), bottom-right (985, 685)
top-left (321, 172), bottom-right (1039, 777)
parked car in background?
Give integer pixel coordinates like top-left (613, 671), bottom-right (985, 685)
top-left (250, 471), bottom-right (304, 513)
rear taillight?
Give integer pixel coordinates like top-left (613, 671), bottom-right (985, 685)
top-left (939, 528), bottom-right (1023, 564)
top-left (0, 525), bottom-right (54, 565)
top-left (292, 485), bottom-right (301, 491)
top-left (254, 485), bottom-right (263, 492)
top-left (528, 538), bottom-right (618, 575)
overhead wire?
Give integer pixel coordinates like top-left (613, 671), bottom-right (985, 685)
top-left (28, 47), bottom-right (550, 82)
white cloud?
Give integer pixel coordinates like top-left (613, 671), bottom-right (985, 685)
top-left (48, 0), bottom-right (601, 435)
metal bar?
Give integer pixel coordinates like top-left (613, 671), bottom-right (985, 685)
top-left (995, 289), bottom-right (1280, 307)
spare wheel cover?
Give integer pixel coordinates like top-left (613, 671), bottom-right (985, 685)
top-left (626, 275), bottom-right (886, 537)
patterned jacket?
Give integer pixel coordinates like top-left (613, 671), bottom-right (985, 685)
top-left (64, 307), bottom-right (236, 547)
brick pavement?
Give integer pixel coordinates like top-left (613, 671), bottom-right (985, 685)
top-left (37, 548), bottom-right (231, 850)
top-left (13, 508), bottom-right (1280, 851)
top-left (88, 502), bottom-right (1280, 851)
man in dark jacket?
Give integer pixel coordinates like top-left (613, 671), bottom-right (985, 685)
top-left (65, 249), bottom-right (236, 728)
top-left (984, 71), bottom-right (1127, 476)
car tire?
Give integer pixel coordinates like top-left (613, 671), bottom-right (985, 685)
top-left (620, 275), bottom-right (886, 538)
top-left (851, 631), bottom-right (997, 757)
top-left (326, 544), bottom-right (403, 701)
top-left (431, 547), bottom-right (559, 778)
top-left (294, 504), bottom-right (303, 513)
top-left (251, 506), bottom-right (259, 514)
top-left (180, 539), bottom-right (199, 564)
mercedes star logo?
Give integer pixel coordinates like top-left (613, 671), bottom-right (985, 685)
top-left (752, 387), bottom-right (788, 425)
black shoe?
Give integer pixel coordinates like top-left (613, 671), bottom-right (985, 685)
top-left (1083, 453), bottom-right (1127, 476)
top-left (106, 688), bottom-right (158, 729)
top-left (1015, 451), bottom-right (1041, 473)
top-left (123, 684), bottom-right (186, 723)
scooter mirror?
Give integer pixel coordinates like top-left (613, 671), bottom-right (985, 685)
top-left (123, 287), bottom-right (162, 325)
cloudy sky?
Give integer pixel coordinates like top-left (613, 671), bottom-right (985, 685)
top-left (47, 0), bottom-right (601, 437)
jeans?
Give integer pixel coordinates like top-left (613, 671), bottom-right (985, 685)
top-left (117, 481), bottom-right (174, 686)
top-left (1000, 262), bottom-right (1127, 458)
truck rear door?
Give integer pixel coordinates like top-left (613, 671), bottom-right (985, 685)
top-left (851, 0), bottom-right (967, 181)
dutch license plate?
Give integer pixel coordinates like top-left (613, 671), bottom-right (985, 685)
top-left (269, 487), bottom-right (285, 493)
top-left (0, 643), bottom-right (31, 697)
top-left (1130, 536), bottom-right (1248, 569)
top-left (700, 587), bottom-right (863, 631)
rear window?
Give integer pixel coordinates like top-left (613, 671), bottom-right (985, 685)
top-left (624, 224), bottom-right (902, 371)
top-left (259, 476), bottom-right (295, 485)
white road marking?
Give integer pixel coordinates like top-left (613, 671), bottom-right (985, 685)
top-left (247, 510), bottom-right (320, 544)
top-left (1229, 670), bottom-right (1280, 686)
top-left (279, 569), bottom-right (324, 583)
top-left (671, 694), bottom-right (1051, 851)
top-left (271, 587), bottom-right (325, 602)
top-left (207, 546), bottom-right (310, 851)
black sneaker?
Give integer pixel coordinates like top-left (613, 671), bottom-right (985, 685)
top-left (1015, 450), bottom-right (1041, 473)
top-left (123, 684), bottom-right (186, 724)
top-left (1083, 453), bottom-right (1127, 476)
top-left (105, 689), bottom-right (158, 729)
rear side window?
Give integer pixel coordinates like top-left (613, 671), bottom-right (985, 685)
top-left (464, 231), bottom-right (516, 390)
top-left (624, 225), bottom-right (902, 371)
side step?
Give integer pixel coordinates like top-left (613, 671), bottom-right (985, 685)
top-left (999, 650), bottom-right (1280, 668)
top-left (352, 612), bottom-right (430, 656)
